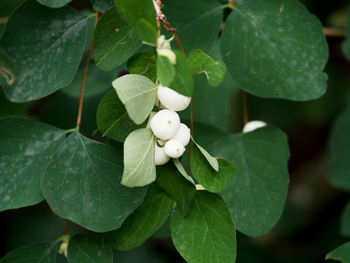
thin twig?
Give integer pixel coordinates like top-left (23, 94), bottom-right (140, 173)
top-left (242, 91), bottom-right (248, 125)
top-left (323, 27), bottom-right (345, 38)
top-left (228, 0), bottom-right (235, 6)
top-left (76, 12), bottom-right (99, 129)
top-left (0, 17), bottom-right (8, 24)
top-left (63, 220), bottom-right (70, 235)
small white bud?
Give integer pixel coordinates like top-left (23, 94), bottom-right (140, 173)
top-left (157, 50), bottom-right (177, 65)
top-left (243, 120), bottom-right (267, 133)
top-left (157, 35), bottom-right (171, 50)
top-left (150, 110), bottom-right (180, 140)
top-left (146, 112), bottom-right (156, 128)
top-left (164, 139), bottom-right (185, 158)
top-left (155, 144), bottom-right (170, 165)
top-left (157, 85), bottom-right (191, 112)
top-left (172, 123), bottom-right (191, 146)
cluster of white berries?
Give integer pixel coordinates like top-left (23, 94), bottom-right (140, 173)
top-left (148, 86), bottom-right (191, 165)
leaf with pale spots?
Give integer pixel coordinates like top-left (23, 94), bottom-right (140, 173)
top-left (68, 234), bottom-right (113, 263)
top-left (0, 117), bottom-right (66, 212)
top-left (0, 0), bottom-right (89, 102)
top-left (170, 191), bottom-right (237, 263)
top-left (42, 131), bottom-right (147, 232)
top-left (209, 125), bottom-right (290, 237)
top-left (221, 0), bottom-right (328, 101)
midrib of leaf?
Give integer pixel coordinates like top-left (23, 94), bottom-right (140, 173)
top-left (102, 111), bottom-right (128, 136)
top-left (37, 242), bottom-right (56, 263)
top-left (71, 242), bottom-right (98, 262)
top-left (123, 87), bottom-right (157, 104)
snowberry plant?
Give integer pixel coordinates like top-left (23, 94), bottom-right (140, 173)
top-left (0, 0), bottom-right (329, 262)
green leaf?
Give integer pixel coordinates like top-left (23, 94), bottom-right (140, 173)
top-left (209, 125), bottom-right (290, 237)
top-left (36, 0), bottom-right (71, 8)
top-left (62, 57), bottom-right (115, 98)
top-left (0, 117), bottom-right (66, 212)
top-left (170, 191), bottom-right (236, 263)
top-left (0, 0), bottom-right (24, 38)
top-left (122, 128), bottom-right (156, 187)
top-left (326, 242), bottom-right (350, 263)
top-left (127, 52), bottom-right (157, 82)
top-left (0, 0), bottom-right (88, 102)
top-left (169, 51), bottom-right (193, 97)
top-left (97, 90), bottom-right (142, 143)
top-left (341, 201), bottom-right (350, 237)
top-left (157, 55), bottom-right (175, 86)
top-left (221, 0), bottom-right (328, 101)
top-left (191, 144), bottom-right (234, 193)
top-left (173, 158), bottom-right (195, 184)
top-left (342, 5), bottom-right (350, 62)
top-left (116, 0), bottom-right (157, 45)
top-left (94, 8), bottom-right (142, 71)
top-left (156, 162), bottom-right (196, 217)
top-left (0, 47), bottom-right (18, 87)
top-left (42, 132), bottom-right (147, 232)
top-left (90, 0), bottom-right (114, 13)
top-left (329, 107), bottom-right (350, 191)
top-left (0, 242), bottom-right (58, 263)
top-left (188, 49), bottom-right (226, 87)
top-left (109, 184), bottom-right (173, 250)
top-left (193, 140), bottom-right (219, 172)
top-left (163, 0), bottom-right (225, 53)
top-left (113, 74), bottom-right (157, 125)
top-left (68, 234), bottom-right (113, 263)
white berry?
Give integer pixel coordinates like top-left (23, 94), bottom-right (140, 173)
top-left (164, 139), bottom-right (185, 158)
top-left (172, 123), bottom-right (191, 146)
top-left (157, 85), bottom-right (191, 112)
top-left (243, 120), bottom-right (267, 133)
top-left (150, 110), bottom-right (180, 140)
top-left (155, 144), bottom-right (170, 165)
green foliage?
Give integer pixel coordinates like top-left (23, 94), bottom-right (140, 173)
top-left (0, 0), bottom-right (24, 38)
top-left (97, 90), bottom-right (142, 142)
top-left (36, 0), bottom-right (71, 8)
top-left (122, 128), bottom-right (156, 187)
top-left (188, 49), bottom-right (226, 87)
top-left (0, 117), bottom-right (66, 212)
top-left (156, 162), bottom-right (196, 217)
top-left (94, 8), bottom-right (142, 71)
top-left (341, 202), bottom-right (350, 237)
top-left (110, 184), bottom-right (173, 250)
top-left (328, 107), bottom-right (350, 191)
top-left (90, 0), bottom-right (114, 13)
top-left (0, 242), bottom-right (58, 263)
top-left (127, 52), bottom-right (157, 82)
top-left (0, 0), bottom-right (88, 102)
top-left (42, 131), bottom-right (147, 232)
top-left (68, 234), bottom-right (113, 263)
top-left (210, 125), bottom-right (290, 237)
top-left (193, 140), bottom-right (219, 172)
top-left (115, 0), bottom-right (157, 45)
top-left (169, 50), bottom-right (193, 96)
top-left (221, 0), bottom-right (328, 101)
top-left (0, 47), bottom-right (17, 87)
top-left (157, 55), bottom-right (175, 86)
top-left (326, 242), bottom-right (350, 263)
top-left (170, 191), bottom-right (236, 263)
top-left (113, 74), bottom-right (157, 125)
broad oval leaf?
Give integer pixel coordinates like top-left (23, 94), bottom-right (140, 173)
top-left (169, 51), bottom-right (193, 97)
top-left (0, 47), bottom-right (18, 87)
top-left (97, 90), bottom-right (142, 143)
top-left (0, 0), bottom-right (88, 102)
top-left (193, 140), bottom-right (219, 172)
top-left (94, 8), bottom-right (142, 71)
top-left (157, 55), bottom-right (175, 87)
top-left (221, 0), bottom-right (328, 101)
top-left (36, 0), bottom-right (71, 8)
top-left (0, 117), bottom-right (66, 212)
top-left (188, 49), bottom-right (227, 87)
top-left (0, 242), bottom-right (58, 263)
top-left (341, 201), bottom-right (350, 237)
top-left (328, 107), bottom-right (350, 191)
top-left (170, 191), bottom-right (236, 263)
top-left (209, 125), bottom-right (290, 237)
top-left (42, 132), bottom-right (147, 232)
top-left (163, 0), bottom-right (225, 53)
top-left (122, 128), bottom-right (156, 187)
top-left (326, 242), bottom-right (350, 263)
top-left (109, 183), bottom-right (173, 250)
top-left (127, 52), bottom-right (157, 82)
top-left (90, 0), bottom-right (114, 13)
top-left (112, 74), bottom-right (157, 125)
top-left (68, 234), bottom-right (113, 263)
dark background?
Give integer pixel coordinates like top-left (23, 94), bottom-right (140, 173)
top-left (1, 0), bottom-right (350, 262)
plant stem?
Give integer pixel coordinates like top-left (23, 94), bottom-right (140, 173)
top-left (76, 12), bottom-right (99, 130)
top-left (63, 220), bottom-right (70, 235)
top-left (323, 27), bottom-right (345, 38)
top-left (175, 34), bottom-right (185, 56)
top-left (228, 0), bottom-right (235, 6)
top-left (242, 91), bottom-right (248, 125)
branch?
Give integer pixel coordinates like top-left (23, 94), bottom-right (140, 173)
top-left (76, 12), bottom-right (99, 129)
top-left (323, 27), bottom-right (345, 38)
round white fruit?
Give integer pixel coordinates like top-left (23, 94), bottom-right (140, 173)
top-left (164, 139), bottom-right (185, 158)
top-left (157, 85), bottom-right (191, 111)
top-left (155, 144), bottom-right (170, 165)
top-left (150, 110), bottom-right (180, 140)
top-left (242, 120), bottom-right (267, 133)
top-left (172, 123), bottom-right (191, 146)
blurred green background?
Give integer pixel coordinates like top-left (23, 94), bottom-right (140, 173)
top-left (1, 0), bottom-right (350, 262)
